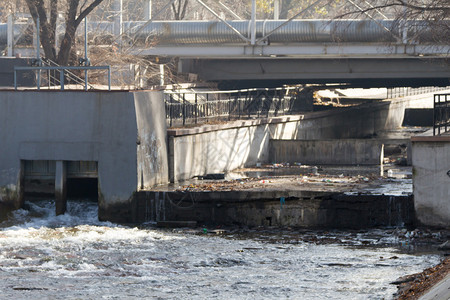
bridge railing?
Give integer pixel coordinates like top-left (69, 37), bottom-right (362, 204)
top-left (387, 86), bottom-right (449, 99)
top-left (164, 87), bottom-right (300, 127)
top-left (433, 94), bottom-right (450, 136)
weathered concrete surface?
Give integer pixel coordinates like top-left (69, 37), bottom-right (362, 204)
top-left (169, 93), bottom-right (432, 182)
top-left (270, 139), bottom-right (384, 165)
top-left (0, 90), bottom-right (168, 222)
top-left (169, 124), bottom-right (270, 182)
top-left (132, 191), bottom-right (414, 228)
top-left (419, 274), bottom-right (450, 300)
top-left (412, 135), bottom-right (450, 228)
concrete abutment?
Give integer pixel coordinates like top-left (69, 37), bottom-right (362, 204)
top-left (0, 90), bottom-right (168, 219)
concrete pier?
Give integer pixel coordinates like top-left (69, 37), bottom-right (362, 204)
top-left (55, 161), bottom-right (67, 215)
top-left (412, 134), bottom-right (450, 227)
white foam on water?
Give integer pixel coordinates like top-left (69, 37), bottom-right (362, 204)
top-left (0, 200), bottom-right (442, 299)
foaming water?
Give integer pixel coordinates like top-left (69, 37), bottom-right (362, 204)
top-left (0, 199), bottom-right (108, 229)
top-left (0, 200), bottom-right (441, 299)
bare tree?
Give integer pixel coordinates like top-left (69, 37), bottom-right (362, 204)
top-left (330, 0), bottom-right (449, 50)
top-left (172, 0), bottom-right (189, 20)
top-left (24, 0), bottom-right (105, 66)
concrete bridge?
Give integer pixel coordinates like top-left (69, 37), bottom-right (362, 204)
top-left (2, 18), bottom-right (449, 88)
top-left (127, 19), bottom-right (449, 88)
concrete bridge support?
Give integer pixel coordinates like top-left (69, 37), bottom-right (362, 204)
top-left (412, 135), bottom-right (450, 228)
top-left (55, 161), bottom-right (67, 215)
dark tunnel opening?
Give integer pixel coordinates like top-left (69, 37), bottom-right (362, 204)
top-left (66, 178), bottom-right (98, 201)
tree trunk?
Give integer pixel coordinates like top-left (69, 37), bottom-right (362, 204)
top-left (25, 0), bottom-right (105, 66)
top-left (25, 0), bottom-right (57, 62)
top-left (57, 25), bottom-right (77, 66)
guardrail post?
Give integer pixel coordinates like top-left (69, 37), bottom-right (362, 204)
top-left (446, 94), bottom-right (449, 133)
top-left (60, 69), bottom-right (64, 90)
top-left (238, 91), bottom-right (241, 119)
top-left (433, 94), bottom-right (436, 135)
top-left (14, 69), bottom-right (17, 90)
top-left (108, 66), bottom-right (111, 91)
top-left (183, 93), bottom-right (186, 126)
top-left (228, 92), bottom-right (231, 121)
top-left (195, 93), bottom-right (198, 124)
top-left (169, 94), bottom-right (173, 127)
top-left (206, 93), bottom-right (209, 118)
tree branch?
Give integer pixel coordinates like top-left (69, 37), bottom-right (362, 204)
top-left (75, 0), bottom-right (105, 27)
top-left (393, 0), bottom-right (449, 12)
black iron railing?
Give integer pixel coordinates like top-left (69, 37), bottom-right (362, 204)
top-left (433, 94), bottom-right (450, 136)
top-left (164, 87), bottom-right (303, 127)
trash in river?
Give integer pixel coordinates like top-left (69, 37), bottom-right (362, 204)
top-left (312, 166), bottom-right (319, 175)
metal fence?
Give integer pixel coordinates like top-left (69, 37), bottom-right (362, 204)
top-left (164, 87), bottom-right (302, 127)
top-left (14, 65), bottom-right (111, 91)
top-left (387, 86), bottom-right (449, 99)
top-left (433, 94), bottom-right (450, 136)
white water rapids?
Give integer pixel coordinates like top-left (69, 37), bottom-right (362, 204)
top-left (0, 200), bottom-right (441, 299)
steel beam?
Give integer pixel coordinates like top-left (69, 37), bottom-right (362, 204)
top-left (130, 44), bottom-right (450, 58)
top-left (179, 57), bottom-right (450, 82)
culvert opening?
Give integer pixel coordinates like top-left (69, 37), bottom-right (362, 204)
top-left (66, 178), bottom-right (98, 201)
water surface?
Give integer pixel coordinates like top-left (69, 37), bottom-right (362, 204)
top-left (0, 200), bottom-right (441, 299)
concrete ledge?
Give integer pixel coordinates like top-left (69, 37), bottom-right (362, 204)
top-left (412, 135), bottom-right (450, 142)
top-left (167, 115), bottom-right (305, 136)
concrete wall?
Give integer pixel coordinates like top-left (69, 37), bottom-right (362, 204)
top-left (135, 92), bottom-right (169, 190)
top-left (169, 95), bottom-right (425, 182)
top-left (0, 90), bottom-right (168, 222)
top-left (412, 136), bottom-right (450, 227)
top-left (270, 139), bottom-right (384, 165)
top-left (132, 191), bottom-right (414, 228)
top-left (169, 123), bottom-right (270, 182)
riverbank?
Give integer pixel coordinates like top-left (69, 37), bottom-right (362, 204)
top-left (395, 257), bottom-right (450, 299)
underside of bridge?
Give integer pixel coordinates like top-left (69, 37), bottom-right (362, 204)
top-left (178, 57), bottom-right (450, 89)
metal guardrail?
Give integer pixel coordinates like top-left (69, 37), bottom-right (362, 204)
top-left (14, 65), bottom-right (111, 91)
top-left (41, 59), bottom-right (96, 91)
top-left (164, 87), bottom-right (302, 127)
top-left (433, 94), bottom-right (450, 136)
top-left (387, 86), bottom-right (449, 99)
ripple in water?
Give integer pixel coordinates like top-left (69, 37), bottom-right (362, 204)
top-left (0, 200), bottom-right (442, 299)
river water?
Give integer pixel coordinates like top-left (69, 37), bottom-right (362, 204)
top-left (0, 200), bottom-right (441, 299)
